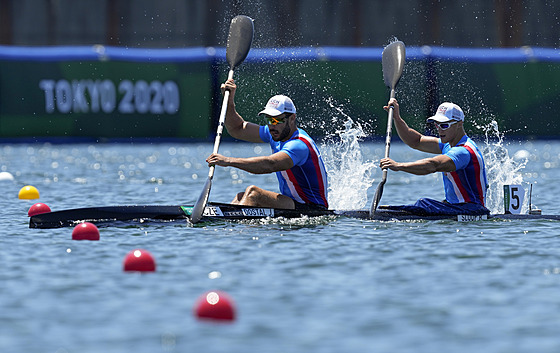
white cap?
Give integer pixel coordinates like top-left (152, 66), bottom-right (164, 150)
top-left (427, 102), bottom-right (464, 123)
top-left (258, 95), bottom-right (296, 116)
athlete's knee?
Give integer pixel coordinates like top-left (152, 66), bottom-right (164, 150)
top-left (244, 185), bottom-right (262, 199)
top-left (232, 192), bottom-right (244, 204)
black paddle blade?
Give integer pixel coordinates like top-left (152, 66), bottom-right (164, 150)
top-left (382, 41), bottom-right (406, 89)
top-left (191, 177), bottom-right (212, 223)
top-left (371, 179), bottom-right (386, 213)
top-left (226, 15), bottom-right (254, 70)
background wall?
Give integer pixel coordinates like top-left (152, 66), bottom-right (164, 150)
top-left (1, 46), bottom-right (559, 141)
top-left (1, 1), bottom-right (559, 141)
top-left (1, 0), bottom-right (560, 48)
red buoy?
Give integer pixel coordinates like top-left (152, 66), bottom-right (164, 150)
top-left (123, 249), bottom-right (156, 272)
top-left (71, 222), bottom-right (100, 241)
top-left (194, 290), bottom-right (236, 322)
top-left (28, 203), bottom-right (51, 217)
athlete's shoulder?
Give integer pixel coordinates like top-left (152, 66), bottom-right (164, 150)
top-left (259, 125), bottom-right (272, 142)
top-left (295, 128), bottom-right (313, 140)
top-left (463, 136), bottom-right (481, 150)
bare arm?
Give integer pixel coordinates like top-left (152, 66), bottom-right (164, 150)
top-left (206, 151), bottom-right (294, 174)
top-left (221, 79), bottom-right (262, 143)
top-left (379, 154), bottom-right (456, 175)
top-left (385, 98), bottom-right (441, 154)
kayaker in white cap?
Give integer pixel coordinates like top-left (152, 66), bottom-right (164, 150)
top-left (205, 79), bottom-right (328, 210)
top-left (379, 98), bottom-right (489, 215)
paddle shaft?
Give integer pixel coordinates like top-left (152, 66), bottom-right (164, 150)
top-left (370, 87), bottom-right (397, 215)
top-left (380, 87), bottom-right (396, 181)
top-left (191, 70), bottom-right (234, 222)
top-left (207, 69), bottom-right (234, 180)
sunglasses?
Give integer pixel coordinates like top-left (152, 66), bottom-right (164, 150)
top-left (435, 120), bottom-right (459, 130)
top-left (265, 113), bottom-right (291, 126)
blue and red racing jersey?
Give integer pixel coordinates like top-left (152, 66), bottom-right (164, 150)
top-left (439, 135), bottom-right (488, 206)
top-left (259, 126), bottom-right (329, 208)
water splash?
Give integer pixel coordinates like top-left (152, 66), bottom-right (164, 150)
top-left (322, 99), bottom-right (377, 210)
top-left (478, 120), bottom-right (528, 213)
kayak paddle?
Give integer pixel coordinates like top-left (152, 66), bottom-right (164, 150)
top-left (370, 40), bottom-right (406, 217)
top-left (191, 15), bottom-right (254, 223)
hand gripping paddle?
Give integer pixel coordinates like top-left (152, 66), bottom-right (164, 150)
top-left (191, 15), bottom-right (254, 223)
top-left (370, 41), bottom-right (406, 217)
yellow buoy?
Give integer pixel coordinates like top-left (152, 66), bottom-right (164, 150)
top-left (18, 185), bottom-right (40, 200)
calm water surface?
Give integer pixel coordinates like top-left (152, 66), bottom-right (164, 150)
top-left (1, 139), bottom-right (560, 353)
